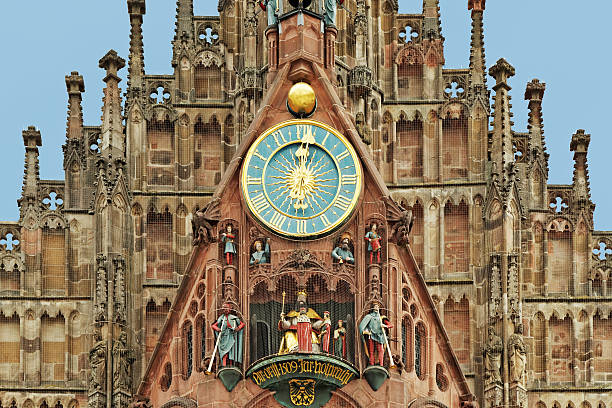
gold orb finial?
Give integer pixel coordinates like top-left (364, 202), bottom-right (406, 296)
top-left (287, 82), bottom-right (316, 117)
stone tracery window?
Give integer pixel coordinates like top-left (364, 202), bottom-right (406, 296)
top-left (194, 63), bottom-right (222, 99)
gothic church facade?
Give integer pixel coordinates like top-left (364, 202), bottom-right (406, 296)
top-left (0, 0), bottom-right (610, 408)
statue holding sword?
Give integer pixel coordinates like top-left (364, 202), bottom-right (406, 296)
top-left (209, 303), bottom-right (245, 371)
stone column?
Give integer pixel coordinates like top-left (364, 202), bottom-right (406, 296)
top-left (438, 203), bottom-right (445, 280)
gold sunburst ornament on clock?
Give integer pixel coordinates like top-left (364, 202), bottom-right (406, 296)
top-left (241, 119), bottom-right (362, 239)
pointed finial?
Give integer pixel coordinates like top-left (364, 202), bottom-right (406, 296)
top-left (99, 50), bottom-right (126, 83)
top-left (489, 58), bottom-right (515, 87)
top-left (570, 129), bottom-right (590, 153)
top-left (524, 79), bottom-right (545, 102)
top-left (65, 71), bottom-right (85, 140)
top-left (468, 0), bottom-right (485, 12)
top-left (127, 0), bottom-right (146, 15)
top-left (66, 71), bottom-right (85, 95)
top-left (23, 126), bottom-right (42, 148)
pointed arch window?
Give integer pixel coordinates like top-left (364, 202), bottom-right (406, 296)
top-left (415, 322), bottom-right (426, 379)
top-left (396, 114), bottom-right (423, 180)
top-left (195, 63), bottom-right (222, 99)
top-left (183, 321), bottom-right (193, 379)
top-left (401, 316), bottom-right (412, 370)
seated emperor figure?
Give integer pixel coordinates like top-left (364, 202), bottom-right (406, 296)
top-left (278, 291), bottom-right (324, 353)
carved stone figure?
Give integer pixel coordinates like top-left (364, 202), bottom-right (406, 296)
top-left (323, 0), bottom-right (337, 27)
top-left (365, 222), bottom-right (382, 264)
top-left (355, 112), bottom-right (371, 145)
top-left (212, 303), bottom-right (245, 367)
top-left (508, 324), bottom-right (527, 385)
top-left (191, 198), bottom-right (220, 246)
top-left (221, 224), bottom-right (237, 265)
top-left (359, 302), bottom-right (392, 366)
top-left (484, 327), bottom-right (503, 385)
top-left (279, 291), bottom-right (323, 353)
top-left (113, 331), bottom-right (134, 390)
top-left (333, 320), bottom-right (347, 359)
top-left (332, 234), bottom-right (354, 264)
top-left (89, 331), bottom-right (107, 392)
top-left (250, 238), bottom-right (270, 265)
top-left (389, 203), bottom-right (414, 246)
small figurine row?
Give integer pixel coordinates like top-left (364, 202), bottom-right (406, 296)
top-left (221, 223), bottom-right (383, 266)
top-left (207, 298), bottom-right (393, 371)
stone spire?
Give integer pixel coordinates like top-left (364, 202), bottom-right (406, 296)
top-left (174, 0), bottom-right (193, 43)
top-left (489, 58), bottom-right (516, 173)
top-left (127, 0), bottom-right (146, 101)
top-left (99, 50), bottom-right (126, 156)
top-left (524, 79), bottom-right (548, 170)
top-left (65, 71), bottom-right (85, 140)
top-left (20, 126), bottom-right (42, 202)
top-left (423, 0), bottom-right (442, 39)
top-left (468, 0), bottom-right (486, 87)
top-left (570, 129), bottom-right (594, 212)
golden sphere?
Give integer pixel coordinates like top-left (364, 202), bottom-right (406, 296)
top-left (287, 82), bottom-right (316, 116)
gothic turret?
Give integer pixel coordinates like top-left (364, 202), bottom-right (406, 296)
top-left (172, 0), bottom-right (194, 66)
top-left (63, 71), bottom-right (86, 208)
top-left (18, 126), bottom-right (42, 216)
top-left (99, 50), bottom-right (126, 156)
top-left (489, 58), bottom-right (516, 174)
top-left (570, 129), bottom-right (594, 218)
top-left (468, 0), bottom-right (487, 96)
top-left (127, 0), bottom-right (146, 106)
top-left (423, 0), bottom-right (442, 39)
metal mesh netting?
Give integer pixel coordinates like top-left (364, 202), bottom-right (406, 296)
top-left (249, 274), bottom-right (355, 364)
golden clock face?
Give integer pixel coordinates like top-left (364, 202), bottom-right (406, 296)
top-left (241, 120), bottom-right (362, 239)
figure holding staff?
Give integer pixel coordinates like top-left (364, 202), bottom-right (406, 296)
top-left (359, 301), bottom-right (394, 367)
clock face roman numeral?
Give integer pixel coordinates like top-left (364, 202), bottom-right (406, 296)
top-left (242, 121), bottom-right (362, 238)
top-left (297, 125), bottom-right (315, 144)
top-left (341, 174), bottom-right (357, 185)
top-left (336, 150), bottom-right (350, 161)
top-left (246, 176), bottom-right (261, 185)
top-left (251, 193), bottom-right (270, 213)
top-left (296, 219), bottom-right (307, 234)
top-left (271, 130), bottom-right (286, 146)
top-left (270, 212), bottom-right (287, 229)
top-left (334, 195), bottom-right (352, 212)
top-left (253, 150), bottom-right (267, 161)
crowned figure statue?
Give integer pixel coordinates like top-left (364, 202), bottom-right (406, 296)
top-left (279, 290), bottom-right (324, 353)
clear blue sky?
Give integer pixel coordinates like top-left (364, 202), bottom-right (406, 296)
top-left (0, 1), bottom-right (610, 229)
